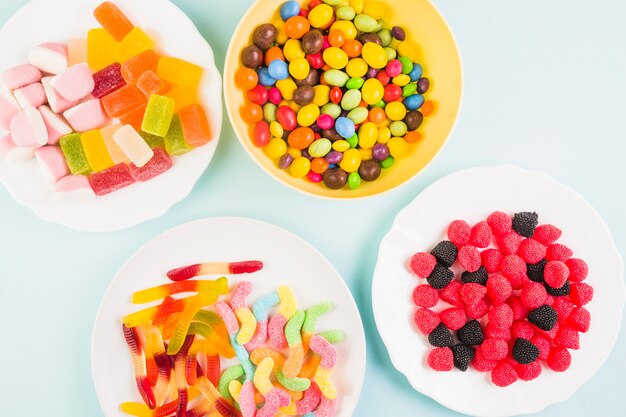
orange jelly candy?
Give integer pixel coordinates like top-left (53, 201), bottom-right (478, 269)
top-left (137, 70), bottom-right (170, 97)
top-left (118, 103), bottom-right (147, 131)
top-left (179, 104), bottom-right (212, 147)
top-left (121, 49), bottom-right (160, 85)
top-left (101, 85), bottom-right (146, 117)
top-left (94, 1), bottom-right (134, 42)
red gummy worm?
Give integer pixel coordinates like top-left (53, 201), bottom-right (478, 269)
top-left (185, 354), bottom-right (198, 386)
top-left (229, 260), bottom-right (264, 274)
top-left (122, 324), bottom-right (156, 409)
top-left (216, 398), bottom-right (242, 417)
top-left (205, 354), bottom-right (221, 386)
top-left (167, 264), bottom-right (201, 281)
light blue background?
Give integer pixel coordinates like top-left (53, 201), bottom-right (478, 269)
top-left (0, 0), bottom-right (624, 416)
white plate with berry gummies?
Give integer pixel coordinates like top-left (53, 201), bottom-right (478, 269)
top-left (0, 0), bottom-right (222, 231)
top-left (92, 217), bottom-right (366, 417)
top-left (372, 165), bottom-right (625, 417)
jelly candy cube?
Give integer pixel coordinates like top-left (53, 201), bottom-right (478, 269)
top-left (92, 62), bottom-right (126, 98)
top-left (89, 163), bottom-right (135, 196)
top-left (157, 57), bottom-right (203, 87)
top-left (87, 28), bottom-right (118, 71)
top-left (60, 133), bottom-right (91, 175)
top-left (136, 70), bottom-right (169, 97)
top-left (68, 39), bottom-right (88, 66)
top-left (101, 85), bottom-right (145, 117)
top-left (129, 148), bottom-right (172, 181)
top-left (179, 104), bottom-right (212, 147)
top-left (94, 1), bottom-right (134, 41)
top-left (101, 123), bottom-right (129, 164)
top-left (164, 114), bottom-right (191, 156)
top-left (165, 85), bottom-right (199, 111)
top-left (113, 124), bottom-right (154, 167)
top-left (116, 27), bottom-right (154, 63)
top-left (121, 49), bottom-right (160, 85)
top-left (80, 129), bottom-right (115, 172)
top-left (118, 103), bottom-right (147, 131)
top-left (139, 131), bottom-right (164, 149)
top-left (141, 94), bottom-right (175, 137)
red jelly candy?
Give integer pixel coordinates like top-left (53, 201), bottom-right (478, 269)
top-left (500, 255), bottom-right (528, 289)
top-left (439, 307), bottom-right (466, 331)
top-left (533, 224), bottom-right (562, 245)
top-left (485, 322), bottom-right (512, 341)
top-left (516, 361), bottom-right (542, 381)
top-left (547, 346), bottom-right (571, 372)
top-left (517, 238), bottom-right (547, 264)
top-left (439, 281), bottom-right (463, 307)
top-left (498, 232), bottom-right (525, 255)
top-left (481, 249), bottom-right (502, 273)
top-left (470, 221), bottom-right (493, 248)
top-left (414, 308), bottom-right (441, 335)
top-left (458, 245), bottom-right (481, 272)
top-left (570, 282), bottom-right (594, 306)
top-left (507, 296), bottom-right (529, 321)
top-left (472, 348), bottom-right (497, 372)
top-left (546, 243), bottom-right (573, 262)
top-left (92, 62), bottom-right (126, 98)
top-left (531, 335), bottom-right (551, 361)
top-left (491, 361), bottom-right (518, 387)
top-left (554, 325), bottom-right (580, 350)
top-left (447, 219), bottom-right (471, 246)
top-left (486, 273), bottom-right (512, 305)
top-left (465, 300), bottom-right (489, 320)
top-left (481, 338), bottom-right (509, 361)
top-left (412, 284), bottom-right (439, 308)
top-left (510, 320), bottom-right (535, 340)
top-left (567, 307), bottom-right (591, 333)
top-left (552, 297), bottom-right (576, 323)
top-left (487, 211), bottom-right (512, 236)
top-left (460, 283), bottom-right (487, 307)
top-left (427, 347), bottom-right (454, 371)
top-left (88, 163), bottom-right (135, 196)
top-left (129, 148), bottom-right (172, 181)
top-left (544, 261), bottom-right (569, 289)
top-left (520, 282), bottom-right (548, 309)
top-left (566, 258), bottom-right (588, 282)
top-left (410, 252), bottom-right (436, 279)
top-left (488, 304), bottom-right (514, 329)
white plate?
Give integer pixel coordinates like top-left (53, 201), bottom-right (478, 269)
top-left (372, 165), bottom-right (625, 417)
top-left (0, 0), bottom-right (222, 231)
top-left (92, 217), bottom-right (366, 417)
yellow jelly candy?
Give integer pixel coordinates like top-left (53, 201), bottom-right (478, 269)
top-left (158, 57), bottom-right (203, 88)
top-left (385, 101), bottom-right (407, 121)
top-left (377, 126), bottom-right (391, 144)
top-left (115, 27), bottom-right (154, 63)
top-left (80, 129), bottom-right (114, 172)
top-left (312, 85), bottom-right (330, 107)
top-left (346, 58), bottom-right (368, 78)
top-left (289, 58), bottom-right (310, 80)
top-left (397, 41), bottom-right (421, 63)
top-left (276, 78), bottom-right (298, 101)
top-left (339, 148), bottom-right (361, 172)
top-left (361, 42), bottom-right (388, 69)
top-left (358, 122), bottom-right (378, 149)
top-left (87, 28), bottom-right (117, 71)
top-left (283, 39), bottom-right (305, 61)
top-left (330, 21), bottom-right (357, 40)
top-left (266, 137), bottom-right (287, 158)
top-left (387, 136), bottom-right (408, 157)
top-left (290, 156), bottom-right (311, 177)
top-left (165, 85), bottom-right (199, 111)
top-left (308, 4), bottom-right (334, 28)
top-left (297, 104), bottom-right (320, 127)
top-left (323, 47), bottom-right (348, 69)
top-left (361, 78), bottom-right (384, 105)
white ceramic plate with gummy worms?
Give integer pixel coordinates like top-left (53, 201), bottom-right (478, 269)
top-left (92, 217), bottom-right (366, 417)
top-left (0, 0), bottom-right (222, 232)
top-left (372, 165), bottom-right (625, 417)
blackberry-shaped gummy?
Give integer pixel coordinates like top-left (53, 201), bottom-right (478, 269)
top-left (431, 240), bottom-right (458, 268)
top-left (512, 338), bottom-right (540, 364)
top-left (512, 211), bottom-right (539, 238)
top-left (461, 266), bottom-right (488, 285)
top-left (451, 344), bottom-right (475, 371)
top-left (528, 304), bottom-right (558, 331)
top-left (545, 280), bottom-right (571, 296)
top-left (427, 264), bottom-right (454, 289)
top-left (527, 259), bottom-right (547, 283)
top-left (428, 322), bottom-right (455, 347)
top-left (457, 319), bottom-right (484, 346)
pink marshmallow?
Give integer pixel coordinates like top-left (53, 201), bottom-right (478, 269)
top-left (0, 133), bottom-right (35, 164)
top-left (54, 175), bottom-right (95, 205)
top-left (2, 64), bottom-right (42, 90)
top-left (42, 76), bottom-right (78, 114)
top-left (28, 43), bottom-right (68, 75)
top-left (0, 91), bottom-right (20, 130)
top-left (39, 105), bottom-right (72, 145)
top-left (63, 98), bottom-right (108, 132)
top-left (10, 106), bottom-right (48, 147)
top-left (14, 82), bottom-right (46, 108)
top-left (50, 63), bottom-right (94, 101)
top-left (35, 145), bottom-right (69, 184)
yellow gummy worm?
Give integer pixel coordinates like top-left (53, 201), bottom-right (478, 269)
top-left (253, 357), bottom-right (274, 396)
top-left (120, 402), bottom-right (149, 417)
top-left (132, 280), bottom-right (220, 304)
top-left (187, 322), bottom-right (235, 358)
top-left (314, 367), bottom-right (337, 400)
top-left (250, 348), bottom-right (286, 368)
top-left (277, 286), bottom-right (297, 320)
top-left (195, 376), bottom-right (221, 403)
top-left (282, 345), bottom-right (305, 378)
top-left (298, 355), bottom-right (321, 379)
top-left (235, 308), bottom-right (257, 345)
top-left (228, 379), bottom-right (243, 402)
top-left (279, 401), bottom-right (298, 416)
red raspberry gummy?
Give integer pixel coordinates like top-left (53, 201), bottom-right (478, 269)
top-left (566, 258), bottom-right (588, 282)
top-left (520, 282), bottom-right (548, 309)
top-left (487, 211), bottom-right (512, 236)
top-left (410, 252), bottom-right (436, 278)
top-left (511, 320), bottom-right (535, 340)
top-left (439, 280), bottom-right (463, 307)
top-left (458, 245), bottom-right (481, 272)
top-left (460, 283), bottom-right (487, 307)
top-left (481, 338), bottom-right (509, 361)
top-left (481, 248), bottom-right (502, 273)
top-left (546, 243), bottom-right (573, 262)
top-left (466, 300), bottom-right (489, 319)
top-left (517, 238), bottom-right (547, 264)
top-left (500, 255), bottom-right (528, 289)
top-left (531, 335), bottom-right (551, 360)
top-left (491, 361), bottom-right (518, 387)
top-left (544, 261), bottom-right (569, 289)
top-left (507, 296), bottom-right (530, 321)
top-left (547, 346), bottom-right (572, 372)
top-left (486, 273), bottom-right (512, 305)
top-left (552, 296), bottom-right (576, 323)
top-left (554, 325), bottom-right (580, 350)
top-left (488, 304), bottom-right (514, 329)
top-left (516, 361), bottom-right (542, 381)
top-left (472, 348), bottom-right (498, 372)
top-left (439, 307), bottom-right (467, 331)
top-left (412, 285), bottom-right (439, 308)
top-left (498, 232), bottom-right (525, 255)
top-left (485, 322), bottom-right (512, 341)
top-left (427, 347), bottom-right (454, 371)
top-left (567, 307), bottom-right (591, 332)
top-left (447, 219), bottom-right (471, 246)
top-left (414, 308), bottom-right (441, 335)
top-left (570, 282), bottom-right (594, 306)
top-left (533, 224), bottom-right (562, 245)
top-left (470, 221), bottom-right (493, 248)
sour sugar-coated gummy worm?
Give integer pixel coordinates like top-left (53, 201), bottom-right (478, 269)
top-left (245, 292), bottom-right (279, 351)
top-left (268, 286), bottom-right (297, 350)
top-left (308, 335), bottom-right (337, 400)
top-left (123, 324), bottom-right (156, 409)
top-left (283, 310), bottom-right (305, 378)
top-left (253, 357), bottom-right (291, 417)
top-left (302, 302), bottom-right (333, 352)
top-left (167, 260), bottom-right (263, 281)
top-left (218, 365), bottom-right (244, 399)
top-left (296, 383), bottom-right (322, 415)
top-left (132, 279), bottom-right (225, 304)
top-left (303, 397), bottom-right (337, 417)
top-left (229, 281), bottom-right (257, 345)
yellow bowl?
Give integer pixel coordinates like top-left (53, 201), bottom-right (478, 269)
top-left (224, 0), bottom-right (462, 198)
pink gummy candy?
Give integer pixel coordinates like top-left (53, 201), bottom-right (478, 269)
top-left (92, 62), bottom-right (126, 98)
top-left (88, 163), bottom-right (135, 196)
top-left (128, 148), bottom-right (172, 182)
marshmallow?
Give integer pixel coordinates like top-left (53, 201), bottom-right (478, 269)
top-left (54, 175), bottom-right (95, 205)
top-left (34, 145), bottom-right (69, 184)
top-left (42, 76), bottom-right (78, 114)
top-left (50, 63), bottom-right (94, 101)
top-left (28, 43), bottom-right (68, 75)
top-left (10, 106), bottom-right (48, 147)
top-left (14, 82), bottom-right (46, 108)
top-left (63, 99), bottom-right (108, 132)
top-left (0, 91), bottom-right (20, 130)
top-left (39, 105), bottom-right (72, 145)
top-left (113, 124), bottom-right (154, 167)
top-left (2, 64), bottom-right (42, 90)
top-left (0, 133), bottom-right (35, 164)
top-left (68, 39), bottom-right (88, 67)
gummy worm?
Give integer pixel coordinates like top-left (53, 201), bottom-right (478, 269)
top-left (276, 369), bottom-right (311, 392)
top-left (147, 326), bottom-right (171, 406)
top-left (185, 397), bottom-right (214, 417)
top-left (308, 336), bottom-right (337, 400)
top-left (120, 386), bottom-right (201, 417)
top-left (174, 335), bottom-right (195, 417)
top-left (302, 302), bottom-right (333, 352)
top-left (296, 383), bottom-right (322, 415)
top-left (228, 379), bottom-right (243, 402)
top-left (122, 324), bottom-right (156, 409)
top-left (245, 292), bottom-right (279, 351)
top-left (250, 348), bottom-right (285, 368)
top-left (252, 358), bottom-right (291, 417)
top-left (188, 322), bottom-right (235, 358)
top-left (194, 309), bottom-right (230, 341)
top-left (196, 376), bottom-right (242, 417)
top-left (317, 330), bottom-right (345, 344)
top-left (230, 282), bottom-right (257, 345)
top-left (123, 297), bottom-right (189, 328)
top-left (132, 280), bottom-right (224, 304)
top-left (219, 365), bottom-right (245, 399)
top-left (268, 286), bottom-right (297, 350)
top-left (302, 397), bottom-right (337, 417)
top-left (168, 277), bottom-right (228, 355)
top-left (298, 355), bottom-right (321, 380)
top-left (283, 310), bottom-right (305, 378)
top-left (257, 387), bottom-right (290, 417)
top-left (167, 260), bottom-right (263, 281)
top-left (206, 354), bottom-right (221, 387)
top-left (151, 296), bottom-right (177, 327)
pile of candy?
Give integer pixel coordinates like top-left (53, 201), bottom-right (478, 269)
top-left (409, 211), bottom-right (592, 387)
top-left (0, 1), bottom-right (212, 203)
top-left (121, 259), bottom-right (344, 417)
top-left (236, 0), bottom-right (433, 191)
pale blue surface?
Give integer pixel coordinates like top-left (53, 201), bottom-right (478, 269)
top-left (0, 1), bottom-right (625, 416)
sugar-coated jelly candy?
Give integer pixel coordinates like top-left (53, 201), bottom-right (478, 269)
top-left (60, 133), bottom-right (91, 175)
top-left (87, 28), bottom-right (118, 71)
top-left (113, 124), bottom-right (154, 167)
top-left (164, 114), bottom-right (191, 156)
top-left (101, 85), bottom-right (146, 118)
top-left (68, 39), bottom-right (87, 66)
top-left (92, 62), bottom-right (126, 98)
top-left (141, 94), bottom-right (175, 137)
top-left (116, 27), bottom-right (154, 63)
top-left (101, 124), bottom-right (129, 164)
top-left (136, 70), bottom-right (169, 97)
top-left (80, 129), bottom-right (115, 172)
top-left (118, 103), bottom-right (147, 131)
top-left (121, 49), bottom-right (160, 85)
top-left (89, 163), bottom-right (135, 196)
top-left (94, 1), bottom-right (134, 41)
top-left (157, 57), bottom-right (203, 87)
top-left (139, 131), bottom-right (164, 149)
top-left (165, 85), bottom-right (199, 111)
top-left (179, 104), bottom-right (211, 147)
top-left (129, 148), bottom-right (172, 182)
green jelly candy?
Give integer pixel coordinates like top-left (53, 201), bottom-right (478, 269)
top-left (347, 107), bottom-right (368, 125)
top-left (60, 133), bottom-right (91, 175)
top-left (346, 133), bottom-right (358, 148)
top-left (309, 138), bottom-right (332, 158)
top-left (377, 28), bottom-right (392, 47)
top-left (323, 69), bottom-right (349, 87)
top-left (321, 103), bottom-right (341, 119)
top-left (399, 56), bottom-right (413, 74)
top-left (348, 171), bottom-right (361, 190)
top-left (402, 83), bottom-right (418, 97)
top-left (139, 131), bottom-right (164, 149)
top-left (341, 89), bottom-right (361, 111)
top-left (141, 94), bottom-right (175, 137)
top-left (354, 14), bottom-right (378, 33)
top-left (303, 302), bottom-right (333, 334)
top-left (380, 155), bottom-right (395, 168)
top-left (276, 370), bottom-right (310, 392)
top-left (384, 46), bottom-right (397, 61)
top-left (346, 77), bottom-right (365, 90)
top-left (218, 365), bottom-right (244, 399)
top-left (285, 310), bottom-right (305, 346)
top-left (390, 121), bottom-right (408, 137)
top-left (164, 114), bottom-right (191, 156)
top-left (335, 5), bottom-right (356, 20)
top-left (263, 102), bottom-right (277, 122)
